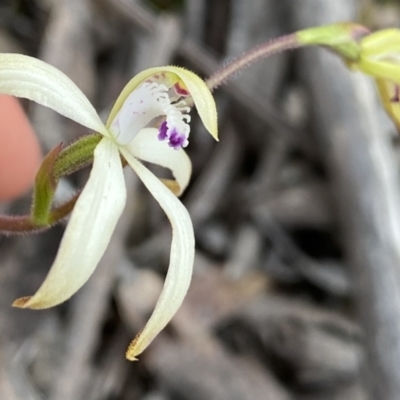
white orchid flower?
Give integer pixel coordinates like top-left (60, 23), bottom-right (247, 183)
top-left (0, 54), bottom-right (217, 360)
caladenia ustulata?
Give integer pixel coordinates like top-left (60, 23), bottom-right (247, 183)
top-left (0, 21), bottom-right (397, 361)
top-left (0, 57), bottom-right (218, 361)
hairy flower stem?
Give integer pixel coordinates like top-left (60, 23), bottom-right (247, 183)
top-left (206, 33), bottom-right (301, 91)
top-left (29, 132), bottom-right (102, 227)
top-left (0, 133), bottom-right (101, 235)
top-left (53, 133), bottom-right (102, 178)
top-left (0, 192), bottom-right (80, 235)
top-left (31, 144), bottom-right (62, 226)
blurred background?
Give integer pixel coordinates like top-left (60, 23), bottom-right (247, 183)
top-left (1, 0), bottom-right (400, 399)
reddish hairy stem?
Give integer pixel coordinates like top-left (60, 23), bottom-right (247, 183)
top-left (48, 192), bottom-right (80, 224)
top-left (206, 33), bottom-right (301, 91)
top-left (0, 192), bottom-right (80, 235)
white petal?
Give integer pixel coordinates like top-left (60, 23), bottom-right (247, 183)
top-left (0, 53), bottom-right (108, 136)
top-left (13, 138), bottom-right (126, 309)
top-left (124, 128), bottom-right (192, 196)
top-left (120, 148), bottom-right (194, 360)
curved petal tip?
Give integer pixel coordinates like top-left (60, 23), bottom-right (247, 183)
top-left (125, 331), bottom-right (142, 361)
top-left (12, 296), bottom-right (32, 308)
top-left (167, 66), bottom-right (218, 141)
top-left (121, 149), bottom-right (195, 361)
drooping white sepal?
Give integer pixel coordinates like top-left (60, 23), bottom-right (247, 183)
top-left (120, 148), bottom-right (195, 361)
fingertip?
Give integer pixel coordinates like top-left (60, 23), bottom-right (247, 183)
top-left (0, 95), bottom-right (42, 202)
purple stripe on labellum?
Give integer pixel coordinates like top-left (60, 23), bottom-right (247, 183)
top-left (158, 121), bottom-right (168, 140)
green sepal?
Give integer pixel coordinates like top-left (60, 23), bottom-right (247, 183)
top-left (31, 144), bottom-right (62, 226)
top-left (296, 23), bottom-right (370, 62)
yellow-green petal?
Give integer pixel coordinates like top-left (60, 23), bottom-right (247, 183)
top-left (376, 78), bottom-right (400, 131)
top-left (357, 58), bottom-right (400, 85)
top-left (361, 29), bottom-right (400, 60)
